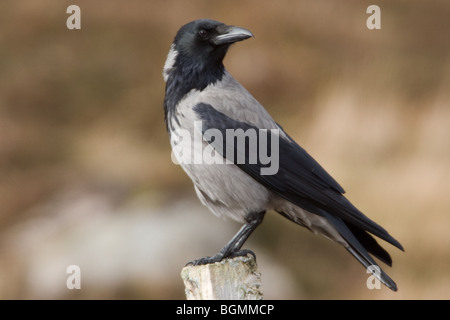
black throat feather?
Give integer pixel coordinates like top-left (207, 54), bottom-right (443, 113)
top-left (163, 52), bottom-right (226, 132)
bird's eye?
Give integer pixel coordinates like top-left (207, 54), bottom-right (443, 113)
top-left (198, 29), bottom-right (208, 40)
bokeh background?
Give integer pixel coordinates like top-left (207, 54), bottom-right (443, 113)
top-left (1, 0), bottom-right (449, 299)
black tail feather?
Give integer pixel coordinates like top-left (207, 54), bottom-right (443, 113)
top-left (346, 223), bottom-right (393, 267)
top-left (323, 212), bottom-right (399, 291)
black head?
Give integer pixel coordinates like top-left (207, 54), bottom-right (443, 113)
top-left (172, 19), bottom-right (253, 70)
top-left (163, 20), bottom-right (253, 130)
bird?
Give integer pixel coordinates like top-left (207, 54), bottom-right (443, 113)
top-left (162, 19), bottom-right (404, 291)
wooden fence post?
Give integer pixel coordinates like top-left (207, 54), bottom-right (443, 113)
top-left (181, 254), bottom-right (263, 300)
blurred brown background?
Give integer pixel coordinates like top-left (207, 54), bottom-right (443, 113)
top-left (1, 0), bottom-right (449, 299)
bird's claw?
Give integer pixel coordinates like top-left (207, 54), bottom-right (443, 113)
top-left (185, 254), bottom-right (224, 266)
top-left (185, 249), bottom-right (256, 266)
top-left (229, 249), bottom-right (256, 262)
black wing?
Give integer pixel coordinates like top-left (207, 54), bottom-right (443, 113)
top-left (194, 103), bottom-right (403, 252)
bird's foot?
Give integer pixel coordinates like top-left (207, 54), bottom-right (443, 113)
top-left (185, 253), bottom-right (224, 266)
top-left (228, 249), bottom-right (256, 261)
top-left (185, 249), bottom-right (256, 266)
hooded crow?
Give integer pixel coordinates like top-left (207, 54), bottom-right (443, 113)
top-left (163, 19), bottom-right (404, 291)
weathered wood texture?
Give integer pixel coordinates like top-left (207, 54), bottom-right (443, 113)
top-left (181, 254), bottom-right (263, 300)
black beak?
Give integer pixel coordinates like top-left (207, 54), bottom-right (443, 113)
top-left (213, 25), bottom-right (254, 46)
